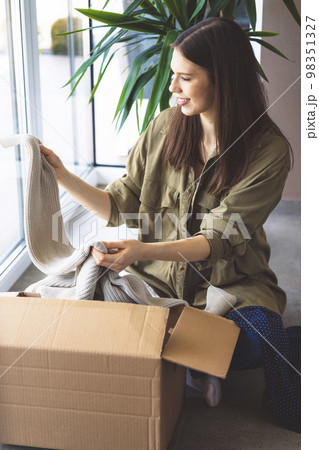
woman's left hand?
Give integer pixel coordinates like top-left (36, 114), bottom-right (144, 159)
top-left (91, 239), bottom-right (146, 273)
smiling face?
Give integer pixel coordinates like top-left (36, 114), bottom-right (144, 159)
top-left (169, 49), bottom-right (215, 120)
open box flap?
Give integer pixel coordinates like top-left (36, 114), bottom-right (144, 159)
top-left (162, 306), bottom-right (240, 379)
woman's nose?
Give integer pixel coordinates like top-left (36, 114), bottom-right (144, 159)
top-left (169, 77), bottom-right (181, 94)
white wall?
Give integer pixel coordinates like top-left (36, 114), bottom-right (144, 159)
top-left (261, 0), bottom-right (301, 200)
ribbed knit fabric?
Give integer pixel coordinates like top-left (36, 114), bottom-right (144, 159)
top-left (0, 134), bottom-right (237, 314)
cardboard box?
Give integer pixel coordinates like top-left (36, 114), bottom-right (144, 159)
top-left (0, 296), bottom-right (240, 450)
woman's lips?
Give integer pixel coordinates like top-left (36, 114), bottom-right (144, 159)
top-left (177, 98), bottom-right (190, 106)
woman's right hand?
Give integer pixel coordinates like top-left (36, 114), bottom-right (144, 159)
top-left (40, 144), bottom-right (66, 181)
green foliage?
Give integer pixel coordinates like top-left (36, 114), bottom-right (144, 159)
top-left (64, 0), bottom-right (300, 133)
top-left (51, 17), bottom-right (83, 56)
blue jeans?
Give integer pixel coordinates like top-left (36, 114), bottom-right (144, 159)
top-left (229, 329), bottom-right (263, 371)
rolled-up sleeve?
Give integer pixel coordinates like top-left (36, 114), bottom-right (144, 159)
top-left (194, 135), bottom-right (291, 270)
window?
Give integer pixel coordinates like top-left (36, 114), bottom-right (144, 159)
top-left (0, 0), bottom-right (24, 271)
top-left (36, 0), bottom-right (94, 171)
top-left (92, 0), bottom-right (145, 166)
top-left (0, 0), bottom-right (95, 289)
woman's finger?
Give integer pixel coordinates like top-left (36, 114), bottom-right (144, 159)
top-left (102, 241), bottom-right (123, 250)
top-left (39, 144), bottom-right (51, 155)
top-left (91, 252), bottom-right (122, 272)
top-left (92, 247), bottom-right (122, 265)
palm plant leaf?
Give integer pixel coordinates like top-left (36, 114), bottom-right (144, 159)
top-left (153, 0), bottom-right (168, 18)
top-left (56, 25), bottom-right (107, 37)
top-left (142, 29), bottom-right (181, 131)
top-left (76, 9), bottom-right (168, 34)
top-left (190, 0), bottom-right (208, 22)
top-left (247, 30), bottom-right (279, 37)
top-left (192, 0), bottom-right (208, 23)
top-left (282, 0), bottom-right (301, 26)
top-left (122, 0), bottom-right (156, 15)
top-left (117, 66), bottom-right (157, 130)
top-left (114, 42), bottom-right (163, 118)
top-left (89, 52), bottom-right (116, 103)
top-left (138, 0), bottom-right (164, 17)
top-left (66, 71), bottom-right (86, 99)
top-left (244, 0), bottom-right (257, 30)
top-left (130, 8), bottom-right (168, 23)
top-left (159, 76), bottom-right (172, 110)
top-left (63, 29), bottom-right (127, 88)
top-left (162, 0), bottom-right (188, 29)
top-left (255, 58), bottom-right (268, 82)
top-left (207, 0), bottom-right (232, 18)
top-left (250, 37), bottom-right (289, 60)
top-left (91, 26), bottom-right (115, 53)
top-left (97, 0), bottom-right (152, 45)
top-left (220, 0), bottom-right (236, 19)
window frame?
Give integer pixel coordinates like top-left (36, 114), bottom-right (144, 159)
top-left (0, 0), bottom-right (97, 290)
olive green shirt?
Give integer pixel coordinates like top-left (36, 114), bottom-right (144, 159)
top-left (105, 108), bottom-right (290, 316)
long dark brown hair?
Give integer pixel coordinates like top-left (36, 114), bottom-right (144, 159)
top-left (162, 17), bottom-right (291, 194)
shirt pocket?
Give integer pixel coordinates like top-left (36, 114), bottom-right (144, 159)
top-left (195, 190), bottom-right (222, 212)
top-left (139, 180), bottom-right (180, 241)
top-left (192, 189), bottom-right (229, 236)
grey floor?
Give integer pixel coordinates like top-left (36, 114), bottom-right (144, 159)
top-left (1, 200), bottom-right (301, 450)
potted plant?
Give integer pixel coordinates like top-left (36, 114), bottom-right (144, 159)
top-left (63, 0), bottom-right (300, 133)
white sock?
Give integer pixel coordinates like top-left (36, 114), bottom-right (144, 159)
top-left (186, 370), bottom-right (222, 407)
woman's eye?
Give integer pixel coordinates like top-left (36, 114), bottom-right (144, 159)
top-left (170, 74), bottom-right (191, 82)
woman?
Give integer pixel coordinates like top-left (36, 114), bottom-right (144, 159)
top-left (41, 18), bottom-right (299, 431)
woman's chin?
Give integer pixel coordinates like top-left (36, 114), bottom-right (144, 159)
top-left (180, 106), bottom-right (195, 116)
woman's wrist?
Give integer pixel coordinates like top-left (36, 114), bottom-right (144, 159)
top-left (139, 240), bottom-right (182, 262)
top-left (55, 166), bottom-right (70, 185)
top-left (139, 242), bottom-right (154, 261)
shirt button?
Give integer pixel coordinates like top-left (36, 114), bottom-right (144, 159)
top-left (179, 266), bottom-right (185, 271)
